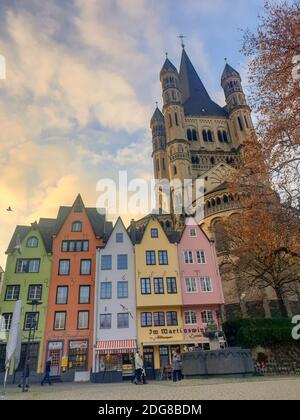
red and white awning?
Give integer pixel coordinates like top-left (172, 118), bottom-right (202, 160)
top-left (96, 339), bottom-right (137, 354)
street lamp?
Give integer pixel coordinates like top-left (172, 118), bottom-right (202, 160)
top-left (22, 299), bottom-right (42, 392)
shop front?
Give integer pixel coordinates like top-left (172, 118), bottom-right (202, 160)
top-left (68, 340), bottom-right (89, 371)
top-left (93, 339), bottom-right (137, 383)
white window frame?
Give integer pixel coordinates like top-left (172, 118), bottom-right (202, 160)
top-left (200, 276), bottom-right (213, 293)
top-left (189, 228), bottom-right (197, 237)
top-left (184, 311), bottom-right (197, 325)
top-left (196, 250), bottom-right (206, 264)
top-left (201, 310), bottom-right (214, 324)
top-left (185, 277), bottom-right (197, 293)
top-left (184, 250), bottom-right (194, 264)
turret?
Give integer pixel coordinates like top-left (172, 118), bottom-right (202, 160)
top-left (221, 62), bottom-right (254, 145)
top-left (150, 106), bottom-right (168, 180)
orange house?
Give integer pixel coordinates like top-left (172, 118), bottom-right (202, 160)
top-left (42, 195), bottom-right (112, 379)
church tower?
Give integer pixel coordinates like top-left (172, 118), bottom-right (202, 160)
top-left (221, 63), bottom-right (254, 146)
top-left (159, 55), bottom-right (192, 214)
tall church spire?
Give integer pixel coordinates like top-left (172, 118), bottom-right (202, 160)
top-left (179, 49), bottom-right (227, 117)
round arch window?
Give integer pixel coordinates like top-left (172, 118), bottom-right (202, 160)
top-left (26, 236), bottom-right (39, 248)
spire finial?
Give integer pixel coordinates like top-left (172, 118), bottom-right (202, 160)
top-left (155, 101), bottom-right (158, 108)
top-left (224, 57), bottom-right (227, 63)
top-left (165, 52), bottom-right (168, 58)
top-left (178, 34), bottom-right (186, 49)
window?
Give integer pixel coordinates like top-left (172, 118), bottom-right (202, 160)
top-left (72, 221), bottom-right (82, 232)
top-left (187, 129), bottom-right (192, 141)
top-left (166, 277), bottom-right (177, 294)
top-left (141, 312), bottom-right (152, 327)
top-left (5, 285), bottom-right (20, 301)
top-left (146, 251), bottom-right (156, 265)
top-left (196, 250), bottom-right (206, 264)
top-left (18, 343), bottom-right (39, 373)
top-left (185, 277), bottom-right (197, 293)
top-left (158, 250), bottom-right (168, 265)
top-left (61, 240), bottom-right (89, 252)
top-left (175, 112), bottom-right (179, 126)
top-left (80, 259), bottom-right (91, 275)
top-left (244, 115), bottom-right (249, 128)
top-left (185, 311), bottom-right (197, 325)
top-left (202, 130), bottom-right (208, 142)
top-left (200, 276), bottom-right (213, 292)
top-left (154, 278), bottom-right (164, 294)
top-left (0, 313), bottom-right (13, 331)
top-left (100, 314), bottom-right (111, 329)
top-left (24, 312), bottom-right (39, 330)
top-left (0, 344), bottom-right (6, 372)
top-left (54, 312), bottom-right (66, 330)
top-left (237, 116), bottom-right (243, 131)
top-left (58, 260), bottom-right (70, 275)
top-left (117, 282), bottom-right (128, 299)
top-left (192, 129), bottom-right (198, 141)
top-left (26, 236), bottom-right (38, 248)
top-left (116, 233), bottom-right (123, 243)
top-left (117, 313), bottom-right (129, 328)
top-left (117, 254), bottom-right (128, 270)
top-left (184, 250), bottom-right (194, 264)
top-left (101, 255), bottom-right (112, 270)
top-left (166, 311), bottom-right (178, 326)
top-left (153, 312), bottom-right (165, 326)
top-left (79, 285), bottom-right (90, 304)
top-left (28, 285), bottom-right (42, 301)
top-left (189, 228), bottom-right (197, 237)
top-left (77, 311), bottom-right (89, 329)
top-left (100, 282), bottom-right (112, 299)
top-left (201, 310), bottom-right (214, 323)
top-left (168, 114), bottom-right (172, 128)
top-left (173, 165), bottom-right (177, 175)
top-left (151, 228), bottom-right (158, 238)
top-left (56, 286), bottom-right (68, 304)
top-left (207, 130), bottom-right (213, 142)
top-left (16, 259), bottom-right (40, 273)
top-left (223, 131), bottom-right (228, 142)
top-left (218, 130), bottom-right (223, 142)
top-left (141, 278), bottom-right (151, 295)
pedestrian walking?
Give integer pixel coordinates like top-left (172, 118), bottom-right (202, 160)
top-left (132, 351), bottom-right (143, 384)
top-left (18, 362), bottom-right (30, 390)
top-left (172, 350), bottom-right (182, 383)
top-left (41, 357), bottom-right (52, 386)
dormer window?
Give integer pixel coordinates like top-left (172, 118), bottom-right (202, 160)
top-left (72, 221), bottom-right (82, 232)
top-left (26, 236), bottom-right (39, 248)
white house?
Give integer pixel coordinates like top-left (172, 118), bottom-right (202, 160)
top-left (93, 218), bottom-right (137, 382)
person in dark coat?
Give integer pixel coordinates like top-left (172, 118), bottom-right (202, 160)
top-left (18, 362), bottom-right (30, 389)
top-left (172, 350), bottom-right (182, 382)
top-left (41, 357), bottom-right (52, 386)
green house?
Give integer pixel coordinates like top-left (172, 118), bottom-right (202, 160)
top-left (0, 218), bottom-right (55, 378)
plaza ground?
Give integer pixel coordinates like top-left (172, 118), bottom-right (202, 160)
top-left (2, 376), bottom-right (300, 400)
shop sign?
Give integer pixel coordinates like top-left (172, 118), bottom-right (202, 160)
top-left (48, 341), bottom-right (63, 350)
top-left (69, 340), bottom-right (88, 350)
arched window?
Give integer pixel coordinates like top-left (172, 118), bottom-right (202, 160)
top-left (207, 201), bottom-right (211, 209)
top-left (237, 116), bottom-right (243, 131)
top-left (207, 130), bottom-right (213, 142)
top-left (192, 129), bottom-right (198, 141)
top-left (223, 131), bottom-right (228, 143)
top-left (166, 220), bottom-right (170, 228)
top-left (244, 115), bottom-right (249, 129)
top-left (72, 221), bottom-right (82, 232)
top-left (210, 157), bottom-right (215, 165)
top-left (211, 199), bottom-right (216, 207)
top-left (187, 129), bottom-right (192, 141)
top-left (202, 130), bottom-right (208, 142)
top-left (26, 236), bottom-right (39, 248)
top-left (175, 112), bottom-right (179, 126)
top-left (217, 130), bottom-right (223, 142)
top-left (173, 165), bottom-right (177, 175)
top-left (216, 197), bottom-right (221, 205)
top-left (223, 195), bottom-right (229, 203)
top-left (168, 114), bottom-right (172, 128)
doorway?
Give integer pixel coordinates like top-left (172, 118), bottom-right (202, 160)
top-left (143, 347), bottom-right (155, 379)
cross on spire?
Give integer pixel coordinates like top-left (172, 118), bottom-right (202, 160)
top-left (178, 34), bottom-right (186, 49)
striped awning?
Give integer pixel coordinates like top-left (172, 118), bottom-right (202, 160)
top-left (96, 339), bottom-right (137, 354)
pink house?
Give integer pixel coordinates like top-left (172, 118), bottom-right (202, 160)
top-left (178, 217), bottom-right (225, 349)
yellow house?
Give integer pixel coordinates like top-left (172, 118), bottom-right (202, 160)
top-left (134, 217), bottom-right (183, 379)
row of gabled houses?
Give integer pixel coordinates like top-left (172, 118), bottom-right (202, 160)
top-left (0, 194), bottom-right (224, 383)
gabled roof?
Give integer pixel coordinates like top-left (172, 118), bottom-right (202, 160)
top-left (221, 63), bottom-right (240, 83)
top-left (132, 216), bottom-right (181, 245)
top-left (179, 49), bottom-right (227, 118)
top-left (160, 57), bottom-right (178, 77)
top-left (100, 217), bottom-right (133, 248)
top-left (6, 219), bottom-right (56, 254)
top-left (150, 106), bottom-right (164, 126)
top-left (54, 194), bottom-right (111, 238)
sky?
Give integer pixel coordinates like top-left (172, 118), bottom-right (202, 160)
top-left (0, 0), bottom-right (265, 268)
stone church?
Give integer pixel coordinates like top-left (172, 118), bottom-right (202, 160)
top-left (135, 45), bottom-right (298, 319)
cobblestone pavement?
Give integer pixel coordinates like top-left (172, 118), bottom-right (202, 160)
top-left (2, 376), bottom-right (300, 400)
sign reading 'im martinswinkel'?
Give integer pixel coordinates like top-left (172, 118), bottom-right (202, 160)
top-left (0, 55), bottom-right (6, 79)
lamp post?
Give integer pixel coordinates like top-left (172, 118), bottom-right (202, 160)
top-left (22, 299), bottom-right (42, 392)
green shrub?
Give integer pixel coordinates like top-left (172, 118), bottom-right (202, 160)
top-left (223, 318), bottom-right (299, 348)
